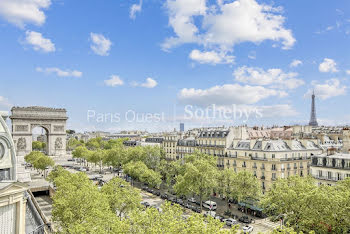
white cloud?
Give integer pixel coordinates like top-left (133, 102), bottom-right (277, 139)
top-left (0, 96), bottom-right (12, 108)
top-left (290, 59), bottom-right (302, 68)
top-left (104, 75), bottom-right (124, 87)
top-left (305, 79), bottom-right (346, 100)
top-left (90, 33), bottom-right (112, 56)
top-left (319, 58), bottom-right (338, 73)
top-left (36, 67), bottom-right (82, 78)
top-left (178, 84), bottom-right (287, 106)
top-left (258, 104), bottom-right (299, 118)
top-left (162, 0), bottom-right (295, 54)
top-left (130, 0), bottom-right (142, 19)
top-left (189, 49), bottom-right (234, 64)
top-left (132, 78), bottom-right (158, 88)
top-left (346, 70), bottom-right (350, 75)
top-left (233, 66), bottom-right (304, 89)
top-left (248, 51), bottom-right (256, 60)
top-left (25, 30), bottom-right (55, 52)
top-left (0, 0), bottom-right (51, 28)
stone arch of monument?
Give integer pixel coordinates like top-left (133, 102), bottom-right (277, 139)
top-left (10, 106), bottom-right (68, 158)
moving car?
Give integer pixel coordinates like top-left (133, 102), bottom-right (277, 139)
top-left (242, 225), bottom-right (254, 233)
top-left (226, 218), bottom-right (239, 227)
top-left (203, 200), bottom-right (217, 210)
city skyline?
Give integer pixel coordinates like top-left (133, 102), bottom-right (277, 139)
top-left (0, 0), bottom-right (350, 132)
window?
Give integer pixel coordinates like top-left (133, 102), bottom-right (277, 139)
top-left (272, 164), bottom-right (276, 170)
top-left (272, 173), bottom-right (276, 180)
top-left (272, 154), bottom-right (275, 159)
top-left (328, 171), bottom-right (332, 179)
top-left (263, 153), bottom-right (266, 159)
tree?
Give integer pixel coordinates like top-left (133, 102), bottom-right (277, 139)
top-left (174, 153), bottom-right (218, 211)
top-left (260, 176), bottom-right (350, 233)
top-left (72, 145), bottom-right (91, 166)
top-left (127, 202), bottom-right (238, 234)
top-left (218, 169), bottom-right (236, 211)
top-left (124, 161), bottom-right (162, 188)
top-left (231, 170), bottom-right (261, 203)
top-left (50, 171), bottom-right (128, 233)
top-left (67, 138), bottom-right (83, 151)
top-left (104, 147), bottom-right (127, 174)
top-left (86, 137), bottom-right (107, 150)
top-left (89, 149), bottom-right (106, 173)
top-left (101, 177), bottom-right (142, 219)
top-left (25, 151), bottom-right (54, 177)
top-left (32, 141), bottom-right (45, 151)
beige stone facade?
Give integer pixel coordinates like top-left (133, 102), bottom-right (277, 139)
top-left (163, 134), bottom-right (179, 160)
top-left (310, 153), bottom-right (350, 186)
top-left (225, 139), bottom-right (322, 191)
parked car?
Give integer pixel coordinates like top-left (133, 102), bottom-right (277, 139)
top-left (187, 197), bottom-right (196, 203)
top-left (160, 194), bottom-right (168, 199)
top-left (169, 197), bottom-right (176, 203)
top-left (242, 225), bottom-right (254, 233)
top-left (215, 216), bottom-right (225, 222)
top-left (191, 206), bottom-right (201, 213)
top-left (79, 167), bottom-right (87, 172)
top-left (176, 199), bottom-right (184, 206)
top-left (239, 216), bottom-right (252, 224)
top-left (154, 191), bottom-right (161, 196)
top-left (204, 211), bottom-right (216, 218)
top-left (203, 201), bottom-right (217, 210)
top-left (226, 218), bottom-right (239, 227)
top-left (184, 203), bottom-right (191, 209)
top-left (141, 202), bottom-right (150, 208)
top-left (67, 158), bottom-right (75, 161)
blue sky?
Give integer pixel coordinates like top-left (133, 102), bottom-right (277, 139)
top-left (0, 0), bottom-right (349, 132)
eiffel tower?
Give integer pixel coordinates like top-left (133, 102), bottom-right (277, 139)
top-left (309, 91), bottom-right (318, 126)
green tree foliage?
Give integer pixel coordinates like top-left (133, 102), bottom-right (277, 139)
top-left (230, 170), bottom-right (261, 203)
top-left (104, 147), bottom-right (127, 172)
top-left (67, 138), bottom-right (83, 151)
top-left (32, 141), bottom-right (46, 151)
top-left (49, 168), bottom-right (235, 233)
top-left (72, 145), bottom-right (91, 166)
top-left (86, 137), bottom-right (107, 150)
top-left (89, 149), bottom-right (106, 173)
top-left (174, 153), bottom-right (218, 210)
top-left (127, 202), bottom-right (238, 234)
top-left (24, 151), bottom-right (54, 177)
top-left (124, 161), bottom-right (162, 188)
top-left (260, 176), bottom-right (350, 233)
top-left (50, 171), bottom-right (128, 233)
top-left (101, 177), bottom-right (142, 219)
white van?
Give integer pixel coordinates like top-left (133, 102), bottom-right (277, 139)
top-left (203, 200), bottom-right (217, 210)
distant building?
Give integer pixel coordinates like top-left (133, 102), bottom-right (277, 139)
top-left (311, 152), bottom-right (350, 186)
top-left (180, 123), bottom-right (184, 132)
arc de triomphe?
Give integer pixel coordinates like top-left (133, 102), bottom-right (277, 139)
top-left (10, 106), bottom-right (68, 159)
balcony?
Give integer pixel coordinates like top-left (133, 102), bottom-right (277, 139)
top-left (260, 167), bottom-right (265, 170)
top-left (314, 176), bottom-right (339, 182)
top-left (242, 165), bottom-right (247, 168)
top-left (271, 168), bottom-right (277, 171)
top-left (252, 165), bottom-right (257, 169)
top-left (251, 157), bottom-right (268, 161)
top-left (287, 167), bottom-right (291, 170)
top-left (271, 177), bottom-right (277, 181)
top-left (294, 166), bottom-right (298, 169)
top-left (300, 166), bottom-right (304, 169)
top-left (281, 168), bottom-right (285, 171)
top-left (233, 164), bottom-right (237, 167)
